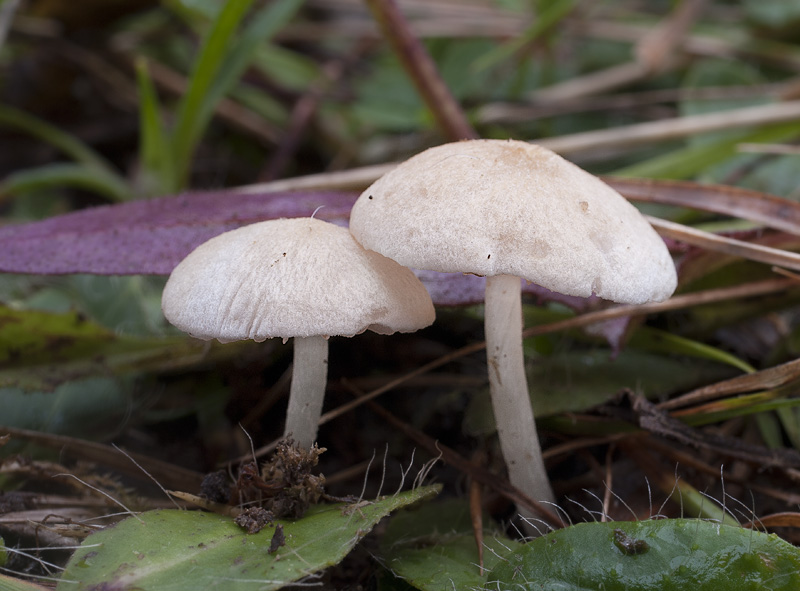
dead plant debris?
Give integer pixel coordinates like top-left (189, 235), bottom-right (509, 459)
top-left (234, 506), bottom-right (275, 534)
top-left (220, 437), bottom-right (327, 528)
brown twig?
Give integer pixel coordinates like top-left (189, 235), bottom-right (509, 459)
top-left (632, 395), bottom-right (800, 470)
top-left (644, 437), bottom-right (800, 506)
top-left (237, 277), bottom-right (796, 466)
top-left (659, 357), bottom-right (800, 411)
top-left (522, 278), bottom-right (797, 339)
top-left (363, 0), bottom-right (477, 141)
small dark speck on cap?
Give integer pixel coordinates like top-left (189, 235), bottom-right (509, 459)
top-left (368, 195), bottom-right (374, 200)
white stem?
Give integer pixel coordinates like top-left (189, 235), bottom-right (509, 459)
top-left (485, 274), bottom-right (556, 512)
top-left (284, 335), bottom-right (329, 449)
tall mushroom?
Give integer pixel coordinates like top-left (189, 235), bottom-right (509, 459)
top-left (349, 139), bottom-right (677, 510)
top-left (162, 217), bottom-right (435, 449)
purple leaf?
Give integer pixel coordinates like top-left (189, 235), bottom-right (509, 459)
top-left (0, 188), bottom-right (618, 342)
top-left (415, 269), bottom-right (488, 306)
top-left (0, 190), bottom-right (356, 275)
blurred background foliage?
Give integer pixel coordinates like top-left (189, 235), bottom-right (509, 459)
top-left (4, 0), bottom-right (800, 587)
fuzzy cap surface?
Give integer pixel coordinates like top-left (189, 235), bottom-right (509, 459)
top-left (162, 218), bottom-right (435, 342)
top-left (349, 139), bottom-right (677, 305)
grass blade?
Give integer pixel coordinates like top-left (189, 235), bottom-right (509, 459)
top-left (0, 105), bottom-right (119, 176)
top-left (170, 0), bottom-right (256, 186)
top-left (630, 327), bottom-right (756, 374)
top-left (0, 163), bottom-right (132, 203)
top-left (197, 0), bottom-right (304, 135)
top-left (613, 120), bottom-right (800, 179)
top-left (136, 58), bottom-right (176, 196)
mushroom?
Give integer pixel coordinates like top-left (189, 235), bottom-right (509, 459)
top-left (349, 139), bottom-right (677, 511)
top-left (161, 217), bottom-right (435, 449)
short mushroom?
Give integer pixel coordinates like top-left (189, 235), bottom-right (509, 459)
top-left (349, 139), bottom-right (677, 512)
top-left (162, 217), bottom-right (435, 449)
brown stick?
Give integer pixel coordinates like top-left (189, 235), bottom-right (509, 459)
top-left (364, 0), bottom-right (478, 141)
top-left (239, 278), bottom-right (796, 466)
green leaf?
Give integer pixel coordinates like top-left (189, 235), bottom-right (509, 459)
top-left (352, 51), bottom-right (425, 132)
top-left (755, 411), bottom-right (785, 450)
top-left (629, 328), bottom-right (756, 374)
top-left (0, 539), bottom-right (51, 589)
top-left (0, 105), bottom-right (130, 201)
top-left (744, 0), bottom-right (800, 30)
top-left (198, 0), bottom-right (304, 131)
top-left (0, 164), bottom-right (132, 203)
top-left (230, 84), bottom-right (288, 126)
top-left (680, 59), bottom-right (767, 123)
top-left (681, 389), bottom-right (800, 427)
top-left (58, 486), bottom-right (440, 591)
top-left (464, 349), bottom-right (734, 436)
top-left (776, 406), bottom-right (800, 450)
top-left (171, 0), bottom-right (256, 186)
top-left (379, 499), bottom-right (522, 591)
top-left (0, 105), bottom-right (118, 176)
top-left (612, 119), bottom-right (800, 180)
top-left (0, 304), bottom-right (215, 391)
top-left (252, 44), bottom-right (320, 91)
top-left (0, 377), bottom-right (131, 439)
top-left (487, 520), bottom-right (800, 591)
top-left (0, 305), bottom-right (116, 367)
top-left (136, 59), bottom-right (175, 197)
top-left (662, 479), bottom-right (739, 526)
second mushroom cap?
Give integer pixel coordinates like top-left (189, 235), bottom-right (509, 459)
top-left (349, 139), bottom-right (677, 304)
top-left (162, 217), bottom-right (435, 342)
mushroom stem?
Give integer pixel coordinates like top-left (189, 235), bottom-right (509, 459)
top-left (284, 335), bottom-right (329, 449)
top-left (484, 274), bottom-right (556, 512)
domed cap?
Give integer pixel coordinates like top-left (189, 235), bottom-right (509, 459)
top-left (162, 218), bottom-right (435, 342)
top-left (349, 139), bottom-right (677, 305)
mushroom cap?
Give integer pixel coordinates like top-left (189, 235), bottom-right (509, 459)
top-left (349, 139), bottom-right (677, 305)
top-left (162, 218), bottom-right (435, 342)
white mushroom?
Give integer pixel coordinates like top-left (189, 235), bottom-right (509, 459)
top-left (349, 139), bottom-right (677, 511)
top-left (162, 217), bottom-right (435, 449)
